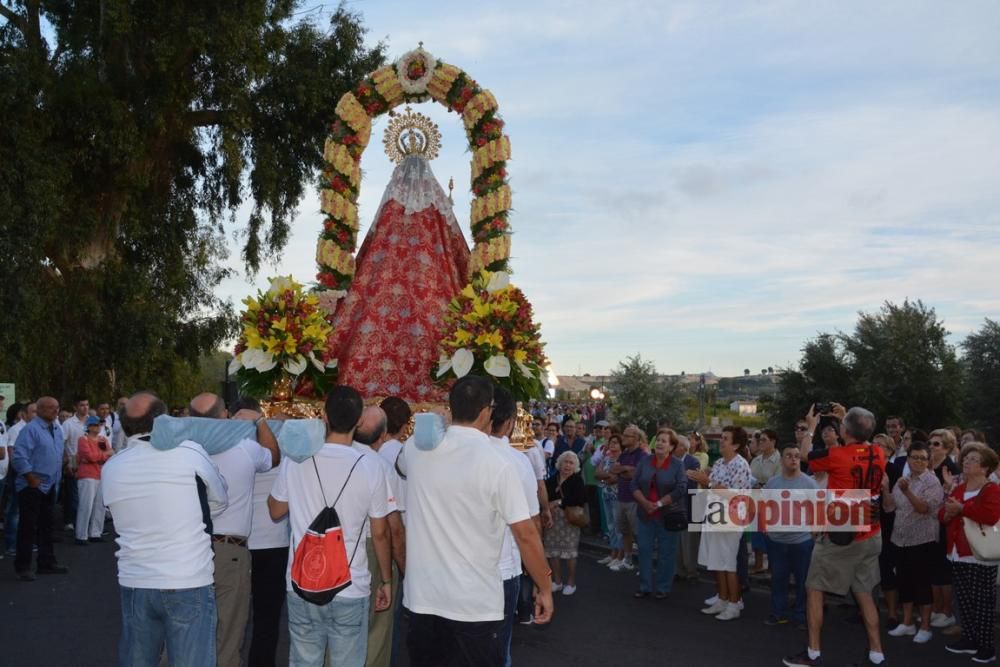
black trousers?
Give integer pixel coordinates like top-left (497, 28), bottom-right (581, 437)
top-left (15, 486), bottom-right (57, 572)
top-left (895, 540), bottom-right (935, 606)
top-left (406, 609), bottom-right (503, 667)
top-left (248, 546), bottom-right (289, 667)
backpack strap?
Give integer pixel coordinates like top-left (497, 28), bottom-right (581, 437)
top-left (311, 453), bottom-right (369, 569)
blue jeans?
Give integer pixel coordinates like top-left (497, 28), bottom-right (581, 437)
top-left (766, 536), bottom-right (814, 623)
top-left (287, 593), bottom-right (369, 667)
top-left (500, 577), bottom-right (519, 667)
top-left (636, 516), bottom-right (681, 594)
top-left (119, 585), bottom-right (217, 667)
top-left (601, 492), bottom-right (622, 550)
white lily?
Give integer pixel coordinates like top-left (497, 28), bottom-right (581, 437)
top-left (229, 355), bottom-right (243, 375)
top-left (514, 359), bottom-right (535, 380)
top-left (326, 358), bottom-right (339, 369)
top-left (308, 352), bottom-right (325, 372)
top-left (451, 348), bottom-right (474, 378)
top-left (267, 275), bottom-right (294, 296)
top-left (484, 354), bottom-right (511, 378)
top-left (253, 350), bottom-right (277, 373)
top-left (284, 355), bottom-right (308, 376)
top-left (485, 271), bottom-right (510, 293)
top-left (435, 354), bottom-right (453, 378)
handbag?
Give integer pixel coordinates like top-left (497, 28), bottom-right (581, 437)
top-left (961, 483), bottom-right (1000, 562)
top-left (565, 505), bottom-right (589, 528)
top-left (661, 508), bottom-right (687, 532)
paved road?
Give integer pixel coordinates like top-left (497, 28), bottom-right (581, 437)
top-left (0, 529), bottom-right (967, 666)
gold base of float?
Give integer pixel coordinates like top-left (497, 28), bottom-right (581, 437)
top-left (259, 376), bottom-right (534, 447)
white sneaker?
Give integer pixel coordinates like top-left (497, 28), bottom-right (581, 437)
top-left (737, 599), bottom-right (745, 610)
top-left (620, 560), bottom-right (634, 571)
top-left (716, 602), bottom-right (741, 621)
top-left (704, 594), bottom-right (720, 606)
top-left (701, 600), bottom-right (727, 615)
top-left (931, 614), bottom-right (956, 628)
top-left (562, 585), bottom-right (577, 596)
top-left (608, 559), bottom-right (624, 571)
top-left (551, 582), bottom-right (563, 592)
top-left (914, 629), bottom-right (933, 644)
top-left (888, 623), bottom-right (916, 637)
top-left (597, 555), bottom-right (613, 565)
top-left (64, 523), bottom-right (74, 532)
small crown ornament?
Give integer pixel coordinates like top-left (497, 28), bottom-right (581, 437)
top-left (383, 106), bottom-right (442, 163)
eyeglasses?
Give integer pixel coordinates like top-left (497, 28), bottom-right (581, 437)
top-left (909, 455), bottom-right (929, 462)
top-left (929, 441), bottom-right (943, 447)
top-left (964, 456), bottom-right (982, 464)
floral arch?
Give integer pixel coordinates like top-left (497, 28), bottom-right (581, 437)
top-left (314, 45), bottom-right (513, 298)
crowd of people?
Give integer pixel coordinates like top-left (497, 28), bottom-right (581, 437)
top-left (2, 387), bottom-right (999, 666)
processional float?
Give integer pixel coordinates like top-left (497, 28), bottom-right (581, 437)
top-left (223, 45), bottom-right (547, 448)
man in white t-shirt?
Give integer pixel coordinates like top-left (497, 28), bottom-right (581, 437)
top-left (268, 386), bottom-right (393, 667)
top-left (353, 406), bottom-right (405, 667)
top-left (403, 376), bottom-right (553, 667)
top-left (190, 393), bottom-right (279, 667)
top-left (61, 396), bottom-right (90, 531)
top-left (489, 387), bottom-right (541, 667)
top-left (102, 391), bottom-right (229, 667)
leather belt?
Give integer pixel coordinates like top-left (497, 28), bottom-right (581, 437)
top-left (212, 534), bottom-right (247, 547)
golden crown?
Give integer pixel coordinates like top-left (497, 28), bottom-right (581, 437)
top-left (383, 106), bottom-right (441, 163)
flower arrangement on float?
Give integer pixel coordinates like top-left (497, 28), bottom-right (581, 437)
top-left (230, 276), bottom-right (338, 399)
top-left (433, 270), bottom-right (548, 402)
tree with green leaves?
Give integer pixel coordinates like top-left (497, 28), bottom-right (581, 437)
top-left (608, 354), bottom-right (685, 435)
top-left (962, 318), bottom-right (1000, 443)
top-left (0, 1), bottom-right (384, 403)
top-left (770, 300), bottom-right (962, 442)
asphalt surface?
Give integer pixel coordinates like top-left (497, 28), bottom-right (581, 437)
top-left (0, 525), bottom-right (962, 666)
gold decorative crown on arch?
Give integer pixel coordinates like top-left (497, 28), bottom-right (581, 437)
top-left (383, 106), bottom-right (442, 163)
top-left (314, 44), bottom-right (513, 295)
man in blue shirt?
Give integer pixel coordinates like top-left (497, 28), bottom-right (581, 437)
top-left (11, 396), bottom-right (68, 580)
top-left (552, 418), bottom-right (585, 463)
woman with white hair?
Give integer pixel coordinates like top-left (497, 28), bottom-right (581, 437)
top-left (545, 450), bottom-right (587, 595)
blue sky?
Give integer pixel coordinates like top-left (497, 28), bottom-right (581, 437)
top-left (218, 0), bottom-right (1000, 377)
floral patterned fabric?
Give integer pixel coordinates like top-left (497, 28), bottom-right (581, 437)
top-left (330, 157), bottom-right (470, 402)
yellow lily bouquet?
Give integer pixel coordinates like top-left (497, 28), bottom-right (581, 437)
top-left (433, 271), bottom-right (548, 402)
top-left (230, 276), bottom-right (338, 398)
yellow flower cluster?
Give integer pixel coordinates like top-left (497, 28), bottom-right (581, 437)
top-left (469, 235), bottom-right (511, 274)
top-left (471, 185), bottom-right (512, 224)
top-left (371, 66), bottom-right (404, 107)
top-left (320, 190), bottom-right (359, 230)
top-left (240, 278), bottom-right (333, 359)
top-left (463, 90), bottom-right (499, 132)
top-left (323, 139), bottom-right (361, 188)
top-left (471, 136), bottom-right (512, 179)
top-left (428, 62), bottom-right (462, 103)
top-left (316, 239), bottom-right (356, 277)
top-left (335, 93), bottom-right (371, 149)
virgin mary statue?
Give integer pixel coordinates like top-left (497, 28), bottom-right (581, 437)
top-left (329, 108), bottom-right (469, 402)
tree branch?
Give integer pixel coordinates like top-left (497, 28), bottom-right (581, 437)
top-left (0, 2), bottom-right (27, 36)
top-left (186, 110), bottom-right (230, 127)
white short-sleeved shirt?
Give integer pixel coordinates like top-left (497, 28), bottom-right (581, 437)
top-left (378, 438), bottom-right (406, 513)
top-left (403, 425), bottom-right (532, 622)
top-left (247, 467), bottom-right (289, 550)
top-left (353, 441), bottom-right (400, 538)
top-left (491, 436), bottom-right (541, 579)
top-left (102, 439), bottom-right (229, 589)
top-left (270, 443), bottom-right (390, 598)
top-left (211, 438), bottom-right (273, 538)
top-left (523, 442), bottom-right (546, 482)
top-left (62, 414), bottom-right (87, 456)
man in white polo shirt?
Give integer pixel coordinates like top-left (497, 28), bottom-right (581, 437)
top-left (268, 386), bottom-right (393, 667)
top-left (102, 391), bottom-right (229, 667)
top-left (488, 386), bottom-right (541, 667)
top-left (403, 376), bottom-right (553, 667)
top-left (189, 393), bottom-right (279, 667)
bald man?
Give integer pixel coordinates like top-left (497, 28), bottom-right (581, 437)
top-left (11, 396), bottom-right (68, 580)
top-left (352, 406), bottom-right (406, 667)
top-left (103, 391), bottom-right (229, 666)
top-left (189, 392), bottom-right (279, 667)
